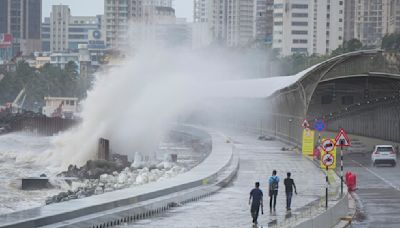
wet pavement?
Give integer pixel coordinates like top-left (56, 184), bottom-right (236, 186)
top-left (120, 132), bottom-right (325, 228)
top-left (343, 152), bottom-right (400, 228)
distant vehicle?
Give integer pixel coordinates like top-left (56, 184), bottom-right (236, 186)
top-left (371, 145), bottom-right (397, 167)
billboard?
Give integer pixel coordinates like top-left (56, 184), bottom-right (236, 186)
top-left (0, 34), bottom-right (12, 48)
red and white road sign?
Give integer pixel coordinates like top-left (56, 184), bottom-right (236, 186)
top-left (322, 139), bottom-right (335, 152)
top-left (335, 128), bottom-right (351, 147)
top-left (322, 153), bottom-right (334, 167)
top-left (302, 119), bottom-right (310, 128)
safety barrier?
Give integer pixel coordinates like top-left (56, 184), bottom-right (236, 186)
top-left (294, 192), bottom-right (349, 228)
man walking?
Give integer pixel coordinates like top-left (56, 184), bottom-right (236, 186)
top-left (284, 172), bottom-right (297, 211)
top-left (268, 170), bottom-right (279, 211)
top-left (249, 182), bottom-right (263, 225)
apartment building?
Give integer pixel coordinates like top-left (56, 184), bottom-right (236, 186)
top-left (254, 0), bottom-right (274, 45)
top-left (194, 0), bottom-right (273, 47)
top-left (272, 0), bottom-right (313, 56)
top-left (0, 0), bottom-right (42, 56)
top-left (272, 0), bottom-right (344, 56)
top-left (50, 5), bottom-right (70, 52)
top-left (354, 0), bottom-right (395, 46)
top-left (44, 5), bottom-right (103, 53)
top-left (313, 0), bottom-right (345, 54)
top-left (226, 0), bottom-right (254, 46)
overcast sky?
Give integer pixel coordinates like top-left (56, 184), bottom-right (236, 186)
top-left (42, 0), bottom-right (193, 21)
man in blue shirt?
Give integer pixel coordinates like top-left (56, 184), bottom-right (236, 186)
top-left (249, 182), bottom-right (263, 225)
top-left (268, 170), bottom-right (280, 211)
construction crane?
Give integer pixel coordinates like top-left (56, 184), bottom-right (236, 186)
top-left (5, 88), bottom-right (26, 114)
top-left (51, 101), bottom-right (64, 118)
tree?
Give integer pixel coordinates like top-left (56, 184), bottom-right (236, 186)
top-left (344, 39), bottom-right (363, 52)
top-left (331, 39), bottom-right (362, 56)
top-left (382, 33), bottom-right (400, 51)
top-left (0, 60), bottom-right (90, 111)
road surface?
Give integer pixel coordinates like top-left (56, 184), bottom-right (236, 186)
top-left (344, 151), bottom-right (400, 228)
top-left (120, 131), bottom-right (325, 227)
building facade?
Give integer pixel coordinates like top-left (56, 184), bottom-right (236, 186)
top-left (104, 0), bottom-right (182, 50)
top-left (193, 0), bottom-right (274, 47)
top-left (254, 0), bottom-right (274, 45)
top-left (226, 0), bottom-right (255, 46)
top-left (0, 0), bottom-right (42, 56)
top-left (104, 0), bottom-right (143, 50)
top-left (272, 0), bottom-right (344, 56)
top-left (43, 5), bottom-right (103, 53)
top-left (354, 0), bottom-right (395, 47)
top-left (313, 0), bottom-right (345, 54)
top-left (344, 0), bottom-right (399, 47)
top-left (50, 5), bottom-right (70, 52)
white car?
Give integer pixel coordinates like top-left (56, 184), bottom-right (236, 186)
top-left (372, 145), bottom-right (397, 167)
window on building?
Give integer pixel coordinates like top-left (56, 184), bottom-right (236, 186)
top-left (292, 4), bottom-right (308, 9)
top-left (293, 39), bottom-right (308, 44)
top-left (292, 30), bottom-right (308, 35)
top-left (292, 21), bottom-right (308, 26)
top-left (292, 13), bottom-right (308, 17)
top-left (291, 48), bottom-right (308, 53)
top-left (274, 21), bottom-right (283, 26)
top-left (274, 4), bottom-right (283, 9)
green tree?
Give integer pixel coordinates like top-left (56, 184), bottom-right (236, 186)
top-left (331, 39), bottom-right (363, 56)
top-left (0, 60), bottom-right (90, 111)
top-left (381, 33), bottom-right (400, 50)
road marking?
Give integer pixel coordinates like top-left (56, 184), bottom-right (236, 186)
top-left (351, 159), bottom-right (400, 192)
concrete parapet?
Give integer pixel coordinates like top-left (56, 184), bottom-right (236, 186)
top-left (0, 126), bottom-right (237, 228)
top-left (295, 193), bottom-right (349, 228)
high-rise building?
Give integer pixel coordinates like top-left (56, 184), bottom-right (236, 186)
top-left (193, 0), bottom-right (273, 47)
top-left (0, 0), bottom-right (42, 56)
top-left (272, 0), bottom-right (344, 56)
top-left (43, 5), bottom-right (104, 53)
top-left (50, 5), bottom-right (70, 52)
top-left (313, 0), bottom-right (345, 54)
top-left (193, 0), bottom-right (211, 23)
top-left (343, 0), bottom-right (356, 41)
top-left (105, 0), bottom-right (132, 49)
top-left (226, 0), bottom-right (255, 46)
top-left (254, 0), bottom-right (274, 45)
top-left (193, 0), bottom-right (213, 47)
top-left (153, 0), bottom-right (172, 7)
top-left (104, 0), bottom-right (180, 50)
top-left (349, 0), bottom-right (395, 47)
top-left (272, 0), bottom-right (313, 56)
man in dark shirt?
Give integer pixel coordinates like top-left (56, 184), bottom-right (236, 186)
top-left (284, 172), bottom-right (297, 211)
top-left (249, 182), bottom-right (263, 225)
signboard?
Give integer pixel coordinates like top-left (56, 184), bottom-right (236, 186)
top-left (322, 153), bottom-right (334, 167)
top-left (0, 33), bottom-right (12, 48)
top-left (88, 30), bottom-right (103, 41)
top-left (302, 119), bottom-right (310, 128)
top-left (322, 139), bottom-right (335, 152)
top-left (335, 128), bottom-right (351, 147)
top-left (314, 119), bottom-right (326, 132)
top-left (302, 128), bottom-right (315, 156)
top-left (320, 139), bottom-right (337, 169)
